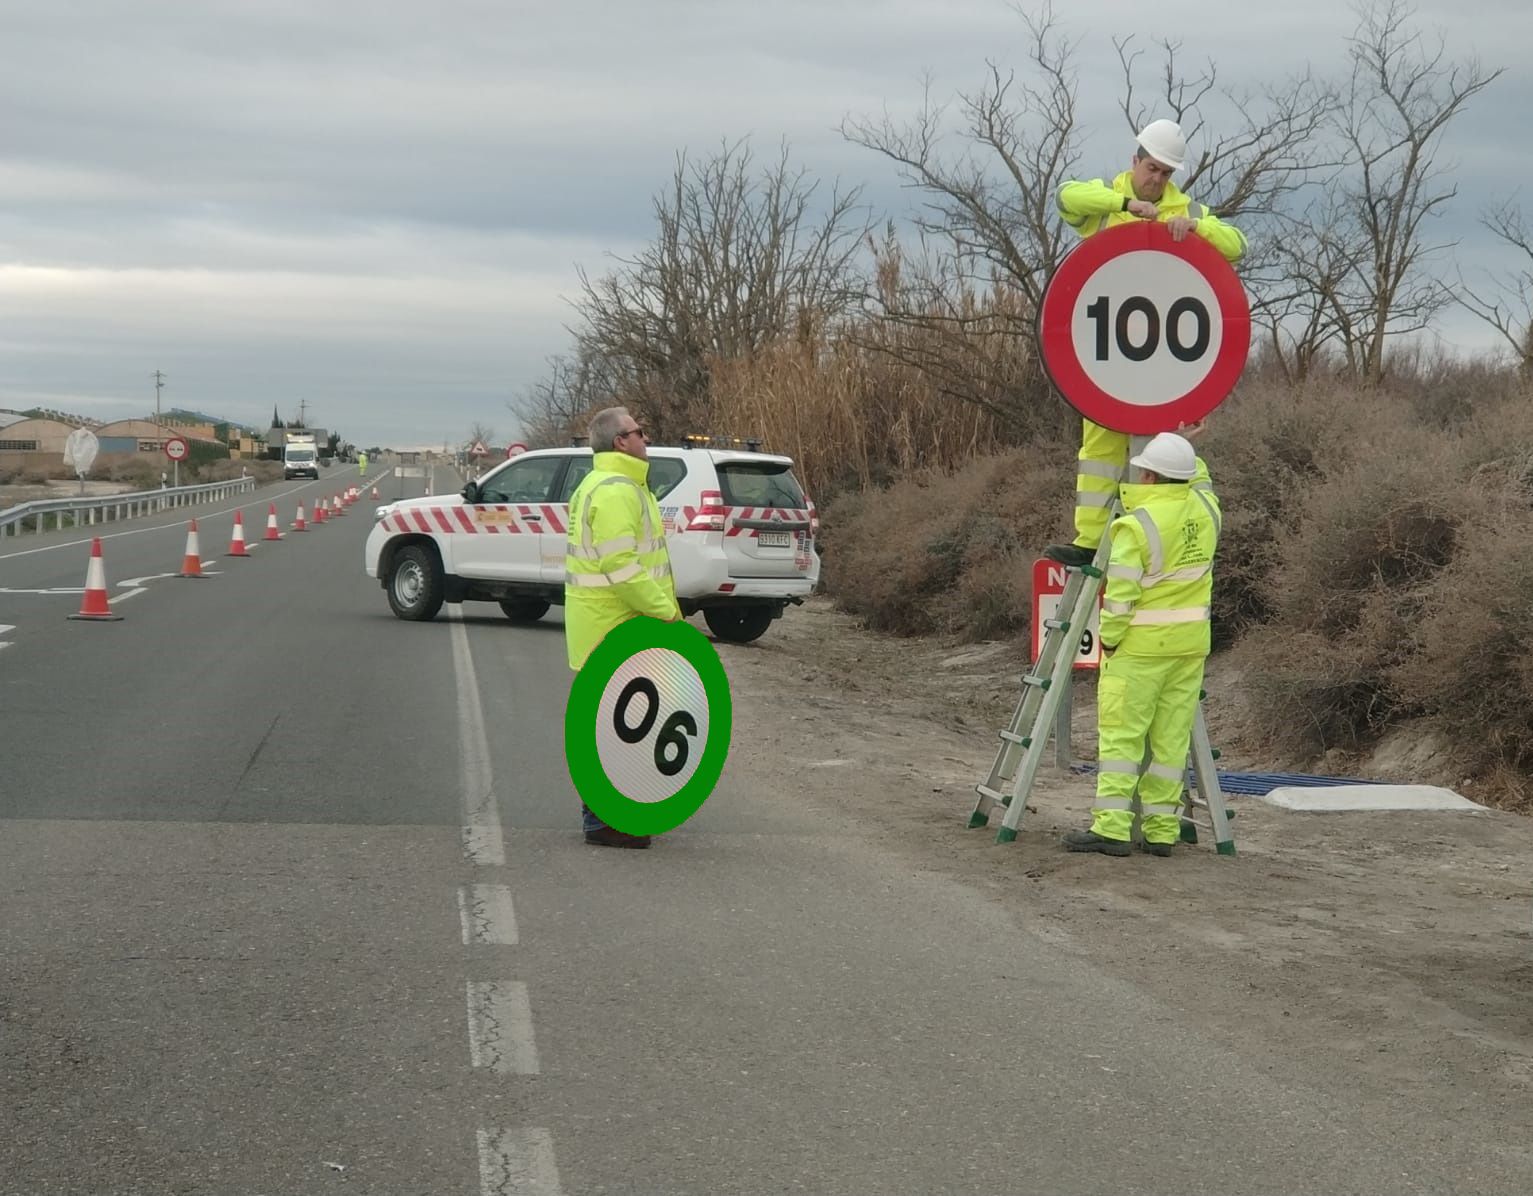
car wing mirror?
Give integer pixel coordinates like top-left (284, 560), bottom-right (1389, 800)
top-left (461, 480), bottom-right (481, 503)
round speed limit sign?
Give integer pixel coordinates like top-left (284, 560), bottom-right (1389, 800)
top-left (163, 436), bottom-right (189, 462)
top-left (565, 617), bottom-right (732, 836)
top-left (1039, 221), bottom-right (1250, 434)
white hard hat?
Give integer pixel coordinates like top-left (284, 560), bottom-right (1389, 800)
top-left (1129, 432), bottom-right (1197, 480)
top-left (1136, 119), bottom-right (1187, 171)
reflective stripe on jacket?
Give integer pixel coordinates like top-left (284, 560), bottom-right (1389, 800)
top-left (1099, 457), bottom-right (1221, 656)
top-left (564, 451), bottom-right (679, 670)
top-left (1057, 171), bottom-right (1247, 263)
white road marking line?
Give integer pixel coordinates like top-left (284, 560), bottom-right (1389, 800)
top-left (466, 981), bottom-right (540, 1074)
top-left (459, 884), bottom-right (520, 946)
top-left (476, 1128), bottom-right (563, 1196)
top-left (449, 607), bottom-right (506, 866)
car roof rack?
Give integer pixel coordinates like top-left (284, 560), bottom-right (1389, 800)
top-left (681, 434), bottom-right (765, 453)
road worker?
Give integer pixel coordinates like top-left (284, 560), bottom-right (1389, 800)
top-left (358, 450), bottom-right (368, 476)
top-left (1045, 118), bottom-right (1245, 569)
top-left (1062, 431), bottom-right (1220, 857)
top-left (564, 405), bottom-right (683, 849)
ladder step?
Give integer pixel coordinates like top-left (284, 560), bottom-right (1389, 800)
top-left (999, 730), bottom-right (1032, 747)
top-left (1044, 617), bottom-right (1070, 631)
top-left (975, 785), bottom-right (1012, 805)
top-left (1022, 675), bottom-right (1050, 691)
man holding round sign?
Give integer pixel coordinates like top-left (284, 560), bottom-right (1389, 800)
top-left (1044, 118), bottom-right (1248, 568)
top-left (563, 406), bottom-right (732, 850)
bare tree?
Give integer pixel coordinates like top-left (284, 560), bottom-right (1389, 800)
top-left (466, 422), bottom-right (496, 452)
top-left (842, 3), bottom-right (1340, 430)
top-left (1327, 0), bottom-right (1501, 382)
top-left (568, 137), bottom-right (871, 442)
top-left (1459, 200), bottom-right (1533, 380)
top-left (1114, 35), bottom-right (1336, 219)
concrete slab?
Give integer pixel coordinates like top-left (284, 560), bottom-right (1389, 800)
top-left (1255, 784), bottom-right (1486, 812)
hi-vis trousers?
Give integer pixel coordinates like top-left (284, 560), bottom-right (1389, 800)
top-left (1073, 419), bottom-right (1130, 549)
top-left (1091, 652), bottom-right (1207, 845)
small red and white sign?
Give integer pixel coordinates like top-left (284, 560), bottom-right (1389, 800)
top-left (506, 442), bottom-right (528, 459)
top-left (163, 436), bottom-right (189, 462)
top-left (1032, 559), bottom-right (1102, 670)
top-left (1038, 221), bottom-right (1250, 434)
top-left (470, 440), bottom-right (489, 457)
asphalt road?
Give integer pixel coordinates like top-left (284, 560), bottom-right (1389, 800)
top-left (3, 465), bottom-right (1530, 1195)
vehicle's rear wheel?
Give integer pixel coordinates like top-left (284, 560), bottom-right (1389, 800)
top-left (387, 545), bottom-right (445, 621)
top-left (499, 598), bottom-right (550, 623)
top-left (703, 604), bottom-right (775, 644)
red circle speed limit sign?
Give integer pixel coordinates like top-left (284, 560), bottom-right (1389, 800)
top-left (164, 436), bottom-right (189, 461)
top-left (1039, 221), bottom-right (1250, 434)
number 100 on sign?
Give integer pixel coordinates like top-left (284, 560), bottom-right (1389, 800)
top-left (1072, 254), bottom-right (1222, 409)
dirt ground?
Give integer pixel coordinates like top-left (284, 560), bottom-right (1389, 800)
top-left (723, 597), bottom-right (1533, 1125)
top-left (0, 479), bottom-right (140, 509)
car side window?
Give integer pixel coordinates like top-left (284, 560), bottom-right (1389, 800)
top-left (478, 457), bottom-right (564, 504)
top-left (554, 457), bottom-right (686, 501)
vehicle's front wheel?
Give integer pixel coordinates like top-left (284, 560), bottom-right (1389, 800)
top-left (703, 604), bottom-right (775, 644)
top-left (499, 598), bottom-right (550, 623)
top-left (387, 545), bottom-right (445, 621)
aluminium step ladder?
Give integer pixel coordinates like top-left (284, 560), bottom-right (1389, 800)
top-left (967, 499), bottom-right (1236, 855)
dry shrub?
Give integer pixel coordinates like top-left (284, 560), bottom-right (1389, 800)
top-left (708, 336), bottom-right (1014, 504)
top-left (1199, 378), bottom-right (1408, 646)
top-left (822, 439), bottom-right (1073, 641)
top-left (1392, 498), bottom-right (1533, 774)
top-left (1229, 422), bottom-right (1487, 758)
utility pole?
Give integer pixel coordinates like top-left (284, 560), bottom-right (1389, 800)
top-left (153, 370), bottom-right (166, 431)
top-left (298, 397), bottom-right (310, 427)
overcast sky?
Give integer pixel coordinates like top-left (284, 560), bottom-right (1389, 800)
top-left (3, 0), bottom-right (1526, 448)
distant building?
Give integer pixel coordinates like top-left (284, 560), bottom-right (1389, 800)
top-left (0, 418), bottom-right (75, 470)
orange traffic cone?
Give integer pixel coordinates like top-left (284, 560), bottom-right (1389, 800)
top-left (178, 520), bottom-right (206, 578)
top-left (370, 485), bottom-right (380, 500)
top-left (317, 498), bottom-right (328, 523)
top-left (227, 511), bottom-right (252, 557)
top-left (292, 500), bottom-right (308, 532)
top-left (68, 537), bottom-right (123, 620)
top-left (264, 503), bottom-right (283, 541)
top-left (333, 494), bottom-right (346, 516)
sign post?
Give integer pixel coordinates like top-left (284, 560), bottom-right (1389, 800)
top-left (164, 435), bottom-right (189, 490)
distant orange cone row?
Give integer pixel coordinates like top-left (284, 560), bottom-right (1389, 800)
top-left (68, 537), bottom-right (123, 621)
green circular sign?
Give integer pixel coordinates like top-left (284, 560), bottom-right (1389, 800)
top-left (565, 616), bottom-right (733, 836)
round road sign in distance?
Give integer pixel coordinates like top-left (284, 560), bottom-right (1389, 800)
top-left (506, 442), bottom-right (528, 459)
top-left (1039, 221), bottom-right (1251, 435)
top-left (565, 616), bottom-right (733, 837)
top-left (164, 436), bottom-right (189, 462)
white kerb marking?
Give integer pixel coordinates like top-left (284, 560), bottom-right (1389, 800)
top-left (449, 608), bottom-right (505, 865)
top-left (477, 1128), bottom-right (563, 1196)
top-left (466, 981), bottom-right (540, 1074)
top-left (459, 884), bottom-right (520, 946)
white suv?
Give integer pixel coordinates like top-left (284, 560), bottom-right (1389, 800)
top-left (364, 444), bottom-right (821, 643)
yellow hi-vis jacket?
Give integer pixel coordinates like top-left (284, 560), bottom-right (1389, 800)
top-left (564, 451), bottom-right (680, 670)
top-left (1057, 171), bottom-right (1247, 263)
top-left (1099, 458), bottom-right (1222, 656)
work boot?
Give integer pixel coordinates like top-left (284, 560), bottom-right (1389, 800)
top-left (1140, 840), bottom-right (1174, 857)
top-left (1062, 829), bottom-right (1131, 857)
top-left (1044, 544), bottom-right (1095, 568)
top-left (584, 826), bottom-right (652, 849)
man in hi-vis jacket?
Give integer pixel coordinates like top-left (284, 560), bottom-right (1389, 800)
top-left (564, 405), bottom-right (682, 849)
top-left (1045, 119), bottom-right (1245, 569)
top-left (1062, 432), bottom-right (1221, 858)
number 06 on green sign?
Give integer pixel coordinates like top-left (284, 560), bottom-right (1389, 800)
top-left (565, 617), bottom-right (733, 836)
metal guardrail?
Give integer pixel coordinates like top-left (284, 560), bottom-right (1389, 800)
top-left (0, 476), bottom-right (258, 538)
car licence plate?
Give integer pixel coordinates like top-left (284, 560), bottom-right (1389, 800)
top-left (757, 531), bottom-right (791, 548)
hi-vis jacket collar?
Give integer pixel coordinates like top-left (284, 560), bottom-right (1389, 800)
top-left (592, 451), bottom-right (650, 486)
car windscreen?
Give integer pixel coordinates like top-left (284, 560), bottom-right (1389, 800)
top-left (715, 462), bottom-right (805, 509)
